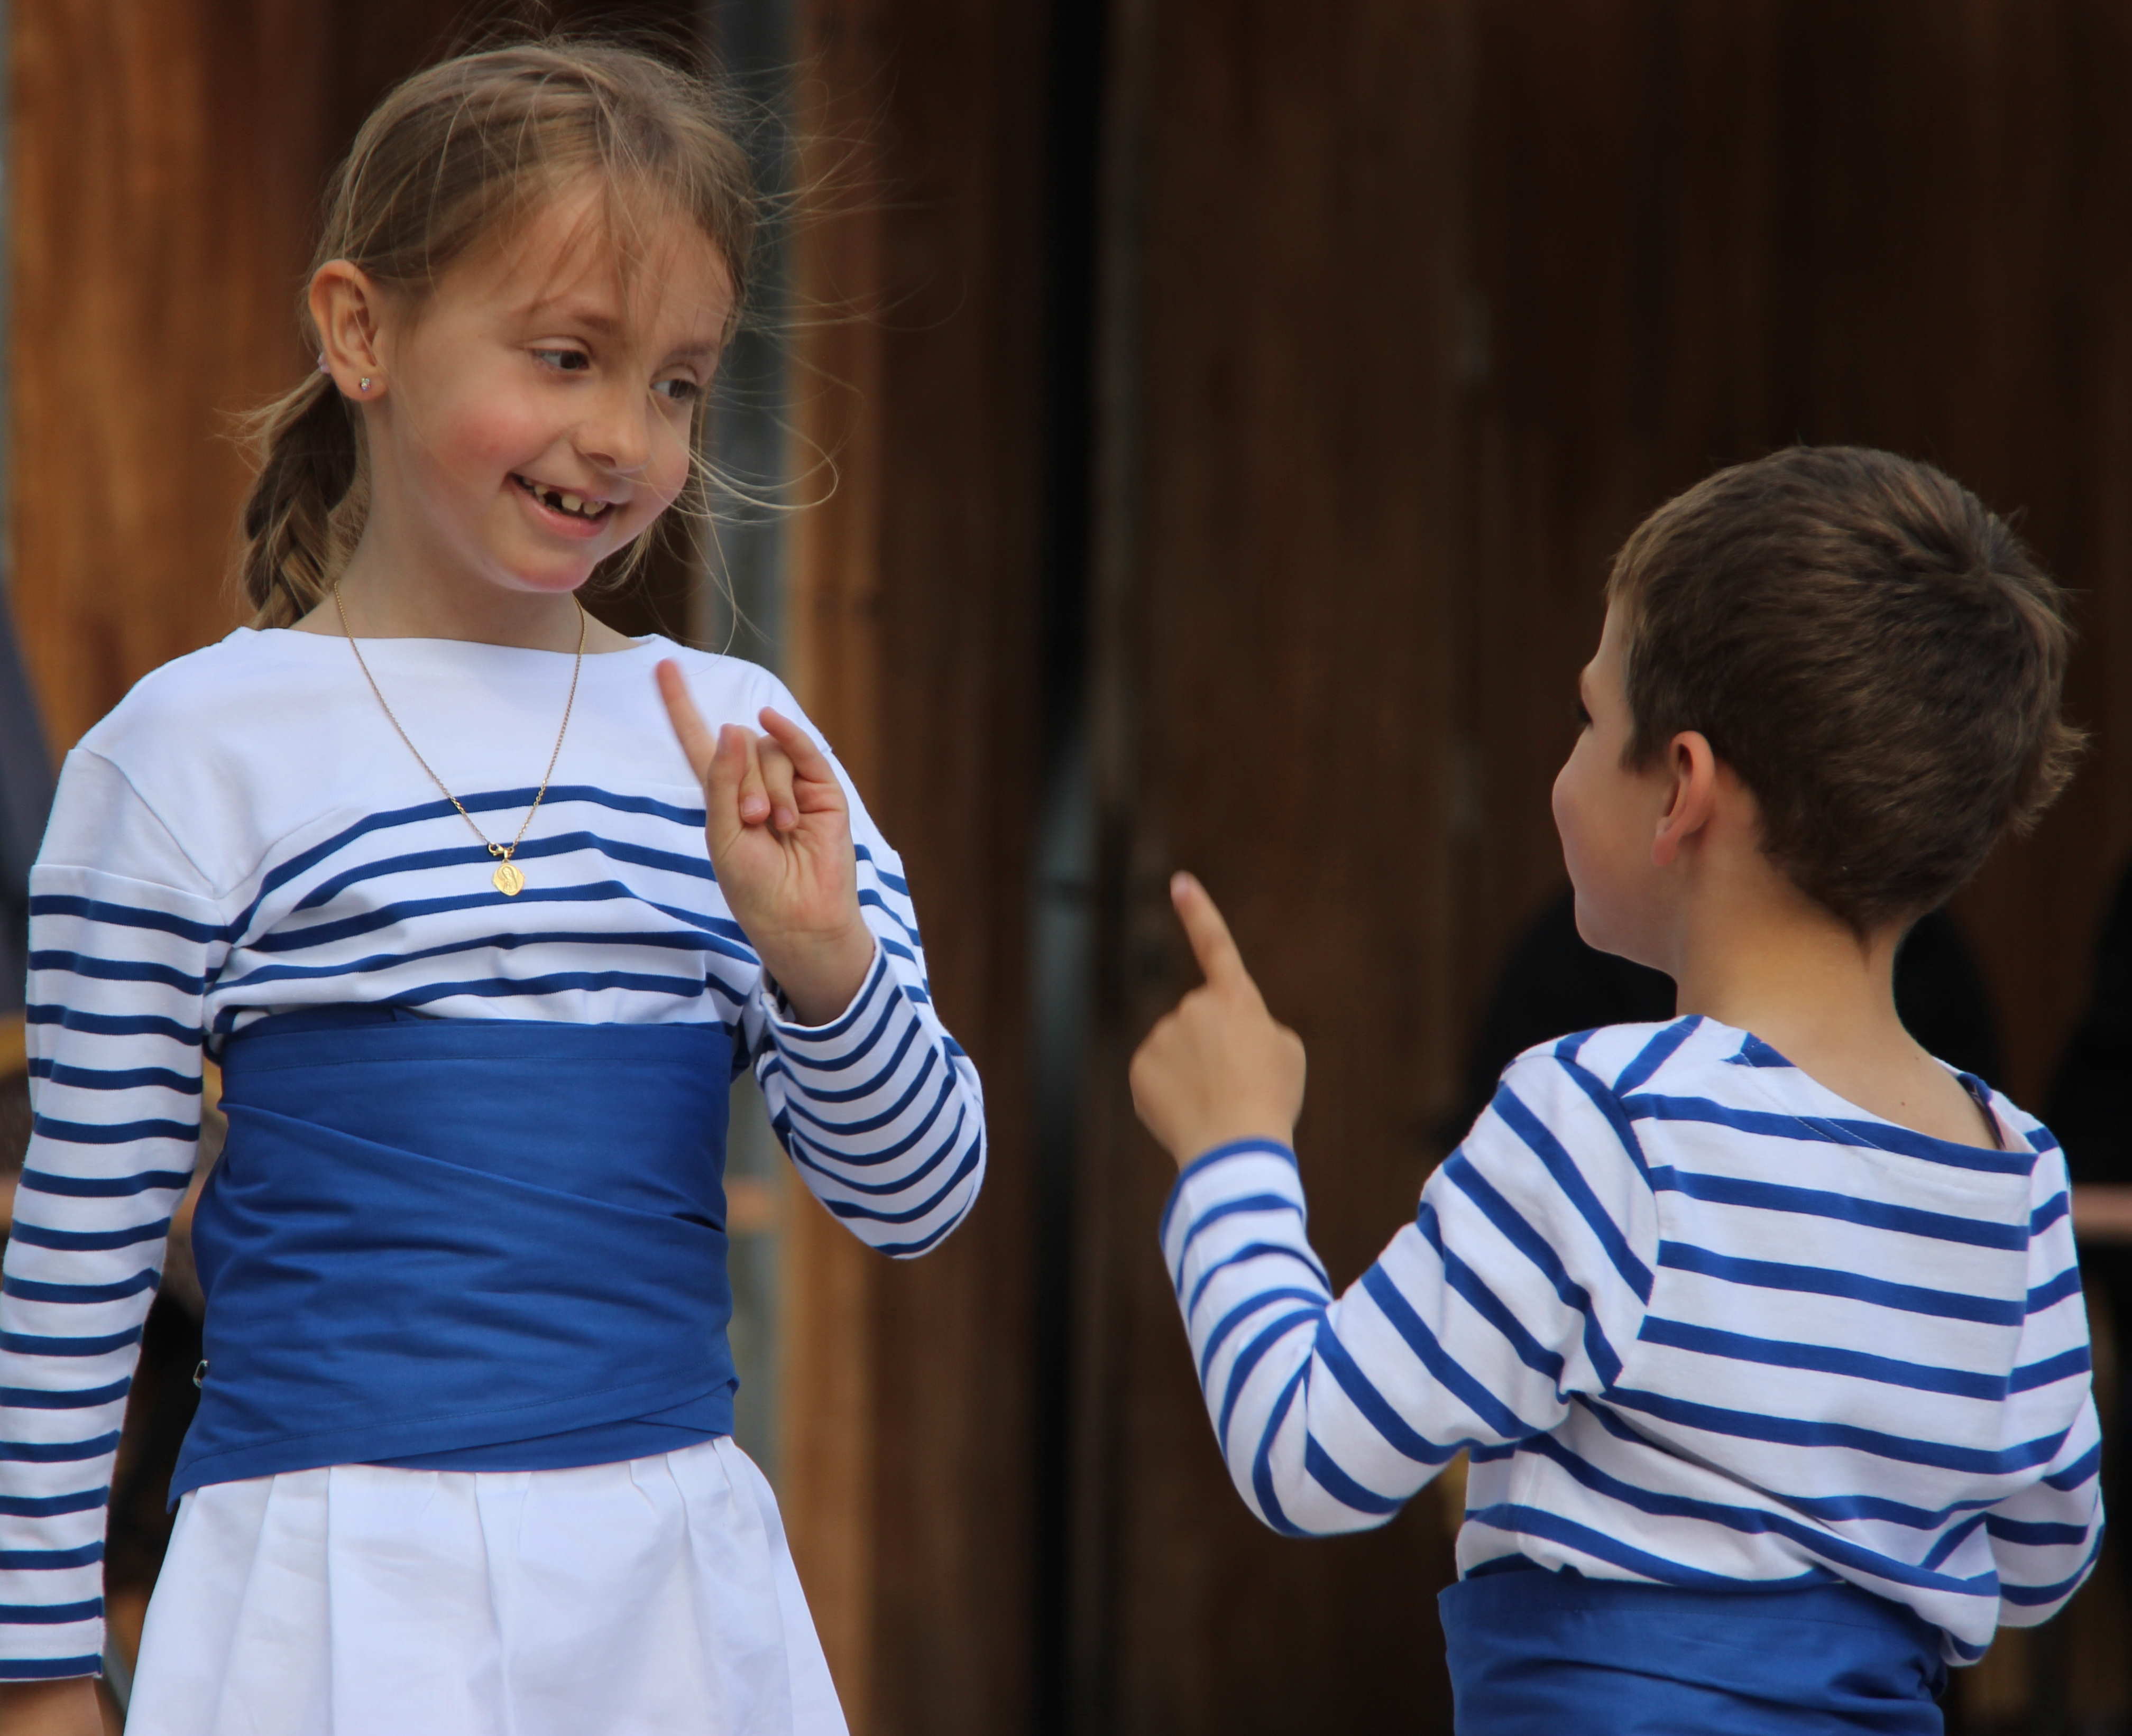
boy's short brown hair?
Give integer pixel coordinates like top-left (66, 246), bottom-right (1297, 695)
top-left (1607, 446), bottom-right (2081, 933)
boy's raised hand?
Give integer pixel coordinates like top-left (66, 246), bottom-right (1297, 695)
top-left (1130, 874), bottom-right (1307, 1168)
top-left (657, 661), bottom-right (875, 1026)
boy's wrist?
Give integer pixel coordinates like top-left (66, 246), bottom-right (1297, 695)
top-left (1176, 1132), bottom-right (1297, 1176)
top-left (1167, 1122), bottom-right (1297, 1171)
top-left (1158, 1135), bottom-right (1309, 1275)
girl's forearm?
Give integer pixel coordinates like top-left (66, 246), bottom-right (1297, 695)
top-left (0, 1676), bottom-right (105, 1736)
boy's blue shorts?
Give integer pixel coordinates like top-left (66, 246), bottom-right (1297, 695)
top-left (1440, 1561), bottom-right (1945, 1734)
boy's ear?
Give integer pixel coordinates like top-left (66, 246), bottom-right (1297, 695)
top-left (1651, 730), bottom-right (1719, 868)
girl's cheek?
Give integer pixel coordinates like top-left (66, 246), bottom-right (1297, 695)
top-left (649, 436), bottom-right (694, 506)
top-left (438, 400), bottom-right (540, 474)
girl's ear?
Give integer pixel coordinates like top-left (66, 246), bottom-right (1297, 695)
top-left (311, 261), bottom-right (389, 399)
top-left (1651, 730), bottom-right (1718, 868)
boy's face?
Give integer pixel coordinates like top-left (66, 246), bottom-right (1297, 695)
top-left (1551, 600), bottom-right (1680, 968)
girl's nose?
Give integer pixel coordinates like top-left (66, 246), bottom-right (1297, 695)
top-left (577, 390), bottom-right (654, 476)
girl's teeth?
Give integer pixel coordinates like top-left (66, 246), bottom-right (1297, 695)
top-left (520, 477), bottom-right (600, 518)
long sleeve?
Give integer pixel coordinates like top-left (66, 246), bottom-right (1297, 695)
top-left (1981, 1139), bottom-right (2106, 1628)
top-left (739, 728), bottom-right (985, 1259)
top-left (0, 751), bottom-right (225, 1679)
top-left (1159, 1052), bottom-right (1657, 1537)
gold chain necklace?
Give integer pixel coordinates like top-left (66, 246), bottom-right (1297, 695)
top-left (333, 582), bottom-right (585, 897)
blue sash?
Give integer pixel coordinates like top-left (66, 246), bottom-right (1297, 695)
top-left (174, 1008), bottom-right (739, 1499)
top-left (1439, 1563), bottom-right (1946, 1734)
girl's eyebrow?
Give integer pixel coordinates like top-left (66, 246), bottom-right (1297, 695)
top-left (519, 296), bottom-right (623, 331)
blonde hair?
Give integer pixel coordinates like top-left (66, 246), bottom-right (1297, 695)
top-left (240, 37), bottom-right (758, 627)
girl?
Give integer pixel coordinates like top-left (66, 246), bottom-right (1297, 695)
top-left (0, 39), bottom-right (984, 1736)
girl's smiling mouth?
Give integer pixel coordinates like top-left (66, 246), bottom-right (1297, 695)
top-left (512, 473), bottom-right (616, 523)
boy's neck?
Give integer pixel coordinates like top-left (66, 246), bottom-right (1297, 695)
top-left (1664, 892), bottom-right (1998, 1147)
top-left (1670, 897), bottom-right (1903, 1058)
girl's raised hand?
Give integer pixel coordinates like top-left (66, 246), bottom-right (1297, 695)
top-left (1129, 873), bottom-right (1307, 1168)
top-left (657, 661), bottom-right (875, 1025)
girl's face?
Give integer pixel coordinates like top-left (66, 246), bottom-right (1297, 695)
top-left (370, 183), bottom-right (733, 600)
top-left (1550, 601), bottom-right (1678, 967)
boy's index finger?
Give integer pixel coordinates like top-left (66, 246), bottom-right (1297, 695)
top-left (1171, 873), bottom-right (1257, 998)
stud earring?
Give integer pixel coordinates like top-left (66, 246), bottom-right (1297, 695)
top-left (358, 377), bottom-right (373, 394)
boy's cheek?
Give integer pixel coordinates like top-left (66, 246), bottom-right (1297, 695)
top-left (1550, 758), bottom-right (1586, 860)
top-left (1552, 770), bottom-right (1620, 928)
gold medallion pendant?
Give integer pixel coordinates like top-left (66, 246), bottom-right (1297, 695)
top-left (333, 582), bottom-right (585, 903)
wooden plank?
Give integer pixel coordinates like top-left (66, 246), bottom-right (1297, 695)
top-left (10, 0), bottom-right (337, 751)
top-left (1076, 2), bottom-right (1471, 1729)
top-left (780, 6), bottom-right (889, 1710)
top-left (1451, 0), bottom-right (2132, 1109)
top-left (782, 1), bottom-right (1046, 1730)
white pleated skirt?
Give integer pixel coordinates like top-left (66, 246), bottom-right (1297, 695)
top-left (125, 1438), bottom-right (848, 1736)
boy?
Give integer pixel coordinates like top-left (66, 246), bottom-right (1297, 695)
top-left (1130, 447), bottom-right (2102, 1732)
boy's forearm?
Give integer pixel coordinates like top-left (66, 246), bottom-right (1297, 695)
top-left (1161, 1141), bottom-right (1470, 1538)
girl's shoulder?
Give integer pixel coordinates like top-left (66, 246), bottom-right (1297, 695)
top-left (66, 631), bottom-right (805, 895)
top-left (651, 639), bottom-right (794, 709)
top-left (79, 628), bottom-right (329, 762)
top-left (83, 631), bottom-right (791, 760)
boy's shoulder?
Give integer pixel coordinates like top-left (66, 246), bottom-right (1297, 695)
top-left (1503, 1016), bottom-right (1735, 1100)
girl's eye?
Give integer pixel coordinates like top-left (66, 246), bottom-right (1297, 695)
top-left (533, 348), bottom-right (591, 373)
top-left (1574, 698), bottom-right (1593, 729)
top-left (654, 377), bottom-right (701, 404)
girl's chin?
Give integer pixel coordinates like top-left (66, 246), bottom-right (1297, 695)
top-left (502, 566), bottom-right (601, 595)
top-left (486, 540), bottom-right (608, 595)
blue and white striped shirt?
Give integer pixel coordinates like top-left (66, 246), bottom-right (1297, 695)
top-left (0, 627), bottom-right (987, 1679)
top-left (1161, 1017), bottom-right (2101, 1662)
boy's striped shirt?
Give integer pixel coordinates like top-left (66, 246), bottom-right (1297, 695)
top-left (1162, 1017), bottom-right (2101, 1661)
top-left (0, 630), bottom-right (987, 1678)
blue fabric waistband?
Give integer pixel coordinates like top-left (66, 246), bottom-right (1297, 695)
top-left (174, 1008), bottom-right (739, 1498)
top-left (1438, 1562), bottom-right (1946, 1734)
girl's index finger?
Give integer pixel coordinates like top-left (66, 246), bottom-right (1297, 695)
top-left (656, 660), bottom-right (717, 781)
top-left (1171, 872), bottom-right (1257, 998)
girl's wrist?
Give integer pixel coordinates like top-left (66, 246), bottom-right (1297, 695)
top-left (761, 920), bottom-right (878, 1027)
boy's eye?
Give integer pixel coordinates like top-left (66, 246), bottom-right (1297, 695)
top-left (654, 377), bottom-right (701, 403)
top-left (532, 348), bottom-right (591, 373)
